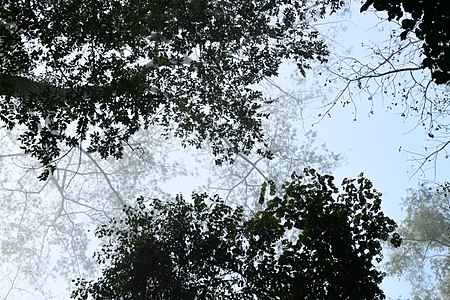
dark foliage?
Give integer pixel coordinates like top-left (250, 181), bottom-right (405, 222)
top-left (361, 0), bottom-right (450, 84)
top-left (0, 0), bottom-right (344, 179)
top-left (72, 169), bottom-right (401, 300)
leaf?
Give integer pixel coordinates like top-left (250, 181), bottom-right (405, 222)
top-left (401, 18), bottom-right (416, 30)
top-left (432, 70), bottom-right (450, 85)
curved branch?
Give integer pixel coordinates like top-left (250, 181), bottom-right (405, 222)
top-left (78, 147), bottom-right (125, 206)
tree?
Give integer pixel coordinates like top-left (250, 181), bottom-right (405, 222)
top-left (0, 0), bottom-right (345, 179)
top-left (360, 0), bottom-right (450, 85)
top-left (385, 183), bottom-right (449, 299)
top-left (71, 169), bottom-right (401, 300)
top-left (321, 0), bottom-right (450, 174)
top-left (0, 2), bottom-right (348, 294)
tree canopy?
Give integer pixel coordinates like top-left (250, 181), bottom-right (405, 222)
top-left (0, 0), bottom-right (345, 179)
top-left (360, 0), bottom-right (449, 84)
top-left (72, 169), bottom-right (401, 300)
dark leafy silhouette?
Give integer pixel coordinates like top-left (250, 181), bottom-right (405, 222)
top-left (72, 169), bottom-right (401, 300)
top-left (0, 0), bottom-right (344, 179)
top-left (360, 0), bottom-right (450, 84)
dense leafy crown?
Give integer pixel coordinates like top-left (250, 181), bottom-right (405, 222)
top-left (0, 0), bottom-right (343, 179)
top-left (72, 169), bottom-right (400, 300)
top-left (361, 0), bottom-right (450, 84)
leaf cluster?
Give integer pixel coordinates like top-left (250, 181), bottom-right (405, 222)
top-left (72, 169), bottom-right (400, 300)
top-left (360, 0), bottom-right (450, 84)
top-left (0, 0), bottom-right (344, 179)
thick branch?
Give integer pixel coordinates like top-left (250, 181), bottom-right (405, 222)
top-left (0, 55), bottom-right (193, 99)
top-left (0, 73), bottom-right (66, 99)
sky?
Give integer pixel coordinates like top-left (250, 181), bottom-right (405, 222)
top-left (312, 98), bottom-right (419, 299)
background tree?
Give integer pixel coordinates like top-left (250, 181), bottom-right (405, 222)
top-left (197, 78), bottom-right (344, 212)
top-left (72, 169), bottom-right (401, 300)
top-left (384, 183), bottom-right (449, 299)
top-left (0, 126), bottom-right (193, 298)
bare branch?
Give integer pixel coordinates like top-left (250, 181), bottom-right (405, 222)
top-left (78, 147), bottom-right (125, 206)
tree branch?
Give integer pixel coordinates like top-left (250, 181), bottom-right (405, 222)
top-left (78, 147), bottom-right (125, 207)
top-left (0, 73), bottom-right (66, 99)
